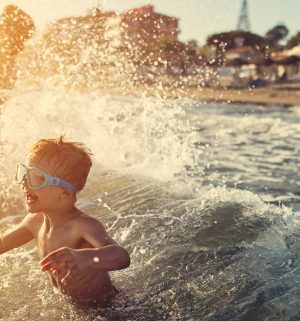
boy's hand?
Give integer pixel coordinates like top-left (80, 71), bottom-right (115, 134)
top-left (40, 247), bottom-right (89, 284)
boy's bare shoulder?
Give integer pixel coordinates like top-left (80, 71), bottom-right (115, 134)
top-left (21, 212), bottom-right (44, 235)
top-left (74, 212), bottom-right (105, 229)
top-left (73, 211), bottom-right (115, 245)
top-left (23, 212), bottom-right (44, 226)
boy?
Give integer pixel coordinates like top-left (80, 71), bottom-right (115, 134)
top-left (0, 136), bottom-right (130, 306)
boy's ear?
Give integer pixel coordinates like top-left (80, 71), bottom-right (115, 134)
top-left (60, 189), bottom-right (74, 199)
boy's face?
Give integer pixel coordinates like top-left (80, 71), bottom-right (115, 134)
top-left (21, 157), bottom-right (66, 213)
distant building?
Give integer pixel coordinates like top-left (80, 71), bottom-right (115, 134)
top-left (44, 8), bottom-right (120, 48)
top-left (225, 47), bottom-right (265, 65)
top-left (271, 45), bottom-right (300, 62)
top-left (121, 5), bottom-right (179, 48)
top-left (44, 5), bottom-right (179, 50)
top-left (41, 5), bottom-right (183, 78)
top-left (270, 45), bottom-right (300, 81)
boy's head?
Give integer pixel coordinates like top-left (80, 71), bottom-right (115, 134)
top-left (27, 136), bottom-right (92, 192)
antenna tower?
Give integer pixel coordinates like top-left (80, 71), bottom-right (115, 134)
top-left (237, 0), bottom-right (250, 31)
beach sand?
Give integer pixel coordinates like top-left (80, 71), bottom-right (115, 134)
top-left (141, 81), bottom-right (300, 107)
top-left (1, 81), bottom-right (300, 107)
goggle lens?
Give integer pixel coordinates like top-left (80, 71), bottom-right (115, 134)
top-left (15, 164), bottom-right (47, 188)
top-left (27, 168), bottom-right (47, 188)
top-left (15, 164), bottom-right (26, 184)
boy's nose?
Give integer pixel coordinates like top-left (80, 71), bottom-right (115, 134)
top-left (21, 177), bottom-right (30, 190)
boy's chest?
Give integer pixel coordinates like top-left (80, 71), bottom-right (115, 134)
top-left (36, 223), bottom-right (82, 258)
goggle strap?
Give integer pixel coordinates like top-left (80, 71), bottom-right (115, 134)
top-left (48, 177), bottom-right (77, 194)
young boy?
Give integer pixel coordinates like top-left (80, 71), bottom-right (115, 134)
top-left (0, 136), bottom-right (130, 306)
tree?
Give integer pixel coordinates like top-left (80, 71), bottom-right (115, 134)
top-left (264, 24), bottom-right (289, 50)
top-left (0, 5), bottom-right (35, 88)
top-left (286, 32), bottom-right (300, 49)
top-left (207, 31), bottom-right (266, 50)
top-left (0, 5), bottom-right (35, 55)
top-left (206, 30), bottom-right (266, 65)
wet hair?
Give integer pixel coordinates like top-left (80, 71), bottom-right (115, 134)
top-left (27, 136), bottom-right (92, 192)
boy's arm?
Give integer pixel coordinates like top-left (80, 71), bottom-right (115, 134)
top-left (0, 214), bottom-right (35, 254)
top-left (40, 216), bottom-right (130, 282)
top-left (76, 217), bottom-right (131, 271)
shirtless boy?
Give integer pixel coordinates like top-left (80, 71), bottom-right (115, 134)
top-left (0, 136), bottom-right (130, 305)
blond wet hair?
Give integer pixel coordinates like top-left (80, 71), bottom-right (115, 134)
top-left (27, 136), bottom-right (92, 192)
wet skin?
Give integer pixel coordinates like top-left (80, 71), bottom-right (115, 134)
top-left (0, 158), bottom-right (130, 303)
top-left (29, 211), bottom-right (120, 301)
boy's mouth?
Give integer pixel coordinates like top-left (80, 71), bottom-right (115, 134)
top-left (25, 192), bottom-right (38, 205)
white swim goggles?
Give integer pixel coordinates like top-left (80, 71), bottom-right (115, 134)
top-left (15, 163), bottom-right (77, 194)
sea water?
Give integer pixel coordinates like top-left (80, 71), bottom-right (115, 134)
top-left (0, 85), bottom-right (300, 321)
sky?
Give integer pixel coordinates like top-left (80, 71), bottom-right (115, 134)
top-left (1, 0), bottom-right (300, 45)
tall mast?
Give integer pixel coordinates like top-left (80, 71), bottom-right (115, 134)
top-left (237, 0), bottom-right (250, 31)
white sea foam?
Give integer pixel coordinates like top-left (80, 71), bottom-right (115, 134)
top-left (1, 87), bottom-right (200, 183)
top-left (1, 18), bottom-right (300, 320)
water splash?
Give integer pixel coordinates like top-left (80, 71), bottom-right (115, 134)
top-left (1, 16), bottom-right (300, 321)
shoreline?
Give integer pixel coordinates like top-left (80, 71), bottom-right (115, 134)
top-left (138, 81), bottom-right (300, 107)
top-left (1, 81), bottom-right (300, 107)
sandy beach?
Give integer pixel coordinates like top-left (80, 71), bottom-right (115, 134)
top-left (143, 81), bottom-right (300, 107)
top-left (102, 79), bottom-right (300, 107)
top-left (2, 80), bottom-right (300, 107)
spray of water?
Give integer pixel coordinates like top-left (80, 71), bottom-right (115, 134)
top-left (1, 12), bottom-right (300, 321)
